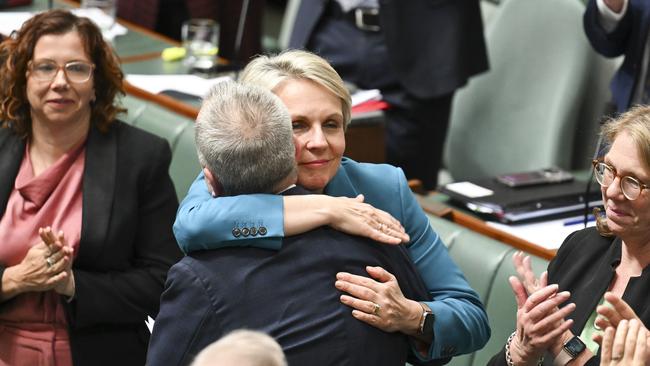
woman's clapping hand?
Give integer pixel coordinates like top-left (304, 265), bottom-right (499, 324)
top-left (39, 227), bottom-right (75, 297)
top-left (600, 319), bottom-right (649, 366)
top-left (508, 281), bottom-right (576, 365)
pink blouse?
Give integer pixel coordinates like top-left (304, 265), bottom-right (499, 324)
top-left (0, 141), bottom-right (85, 330)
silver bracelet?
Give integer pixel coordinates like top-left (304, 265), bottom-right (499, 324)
top-left (505, 331), bottom-right (544, 366)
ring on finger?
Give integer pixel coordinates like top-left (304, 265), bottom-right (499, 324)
top-left (46, 256), bottom-right (55, 268)
top-left (372, 302), bottom-right (381, 316)
top-left (611, 354), bottom-right (623, 361)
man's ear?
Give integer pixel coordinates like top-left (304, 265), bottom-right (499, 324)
top-left (203, 167), bottom-right (224, 197)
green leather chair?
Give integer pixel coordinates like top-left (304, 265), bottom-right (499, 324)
top-left (118, 94), bottom-right (201, 200)
top-left (444, 0), bottom-right (604, 181)
top-left (426, 215), bottom-right (550, 366)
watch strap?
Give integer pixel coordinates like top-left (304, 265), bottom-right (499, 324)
top-left (418, 302), bottom-right (432, 335)
top-left (554, 347), bottom-right (574, 366)
top-left (553, 336), bottom-right (585, 366)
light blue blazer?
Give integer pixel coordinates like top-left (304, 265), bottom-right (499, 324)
top-left (173, 158), bottom-right (490, 361)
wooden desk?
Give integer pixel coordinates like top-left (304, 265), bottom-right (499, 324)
top-left (416, 192), bottom-right (556, 260)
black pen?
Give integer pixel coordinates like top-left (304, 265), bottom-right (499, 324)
top-left (563, 215), bottom-right (595, 226)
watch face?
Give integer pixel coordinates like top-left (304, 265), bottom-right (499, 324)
top-left (423, 312), bottom-right (435, 335)
top-left (565, 336), bottom-right (586, 357)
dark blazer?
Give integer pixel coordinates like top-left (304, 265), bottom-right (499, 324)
top-left (488, 227), bottom-right (650, 366)
top-left (0, 121), bottom-right (183, 366)
top-left (584, 0), bottom-right (650, 112)
top-left (289, 0), bottom-right (489, 99)
top-left (148, 187), bottom-right (436, 366)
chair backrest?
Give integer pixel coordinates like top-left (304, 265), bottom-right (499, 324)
top-left (119, 94), bottom-right (201, 200)
top-left (425, 214), bottom-right (550, 366)
top-left (444, 0), bottom-right (601, 181)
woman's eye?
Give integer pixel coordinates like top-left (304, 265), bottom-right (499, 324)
top-left (324, 120), bottom-right (341, 129)
top-left (292, 122), bottom-right (305, 130)
top-left (36, 63), bottom-right (56, 72)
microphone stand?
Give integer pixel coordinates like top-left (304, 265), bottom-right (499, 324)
top-left (217, 0), bottom-right (249, 75)
top-left (582, 108), bottom-right (615, 227)
top-left (234, 0), bottom-right (250, 64)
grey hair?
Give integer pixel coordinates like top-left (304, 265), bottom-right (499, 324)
top-left (238, 49), bottom-right (352, 129)
top-left (195, 81), bottom-right (295, 195)
top-left (190, 329), bottom-right (287, 366)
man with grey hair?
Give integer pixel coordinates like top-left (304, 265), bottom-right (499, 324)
top-left (147, 81), bottom-right (434, 366)
top-left (195, 80), bottom-right (296, 197)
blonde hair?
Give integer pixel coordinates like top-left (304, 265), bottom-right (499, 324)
top-left (191, 330), bottom-right (287, 366)
top-left (595, 105), bottom-right (650, 236)
top-left (239, 49), bottom-right (352, 129)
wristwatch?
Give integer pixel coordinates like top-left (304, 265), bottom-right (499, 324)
top-left (553, 336), bottom-right (586, 366)
top-left (418, 302), bottom-right (435, 336)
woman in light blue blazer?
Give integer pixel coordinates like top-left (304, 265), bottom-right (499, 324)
top-left (174, 50), bottom-right (489, 363)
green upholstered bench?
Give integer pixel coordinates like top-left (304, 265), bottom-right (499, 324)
top-left (426, 215), bottom-right (550, 366)
top-left (118, 94), bottom-right (201, 200)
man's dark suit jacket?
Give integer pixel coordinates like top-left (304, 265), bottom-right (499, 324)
top-left (584, 0), bottom-right (650, 112)
top-left (289, 0), bottom-right (489, 99)
top-left (0, 122), bottom-right (183, 366)
top-left (147, 187), bottom-right (432, 366)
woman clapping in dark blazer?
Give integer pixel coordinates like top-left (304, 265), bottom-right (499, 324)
top-left (0, 10), bottom-right (182, 366)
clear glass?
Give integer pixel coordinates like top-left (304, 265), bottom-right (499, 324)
top-left (182, 18), bottom-right (219, 70)
top-left (592, 160), bottom-right (650, 200)
top-left (29, 60), bottom-right (95, 83)
top-left (80, 0), bottom-right (117, 37)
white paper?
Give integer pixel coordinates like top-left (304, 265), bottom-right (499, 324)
top-left (0, 12), bottom-right (33, 37)
top-left (126, 74), bottom-right (232, 98)
top-left (487, 215), bottom-right (596, 250)
top-left (72, 8), bottom-right (128, 40)
top-left (444, 181), bottom-right (494, 198)
top-left (0, 10), bottom-right (127, 41)
top-left (351, 89), bottom-right (381, 107)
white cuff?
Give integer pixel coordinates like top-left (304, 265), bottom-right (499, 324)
top-left (596, 0), bottom-right (628, 33)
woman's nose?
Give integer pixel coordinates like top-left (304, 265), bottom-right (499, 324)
top-left (51, 69), bottom-right (69, 88)
top-left (606, 176), bottom-right (625, 200)
top-left (305, 127), bottom-right (327, 149)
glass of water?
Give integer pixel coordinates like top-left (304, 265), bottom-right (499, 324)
top-left (80, 0), bottom-right (117, 36)
top-left (182, 19), bottom-right (219, 70)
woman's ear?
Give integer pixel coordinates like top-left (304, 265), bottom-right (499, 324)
top-left (203, 167), bottom-right (223, 197)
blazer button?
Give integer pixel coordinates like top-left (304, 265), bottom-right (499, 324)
top-left (258, 226), bottom-right (267, 236)
top-left (241, 227), bottom-right (250, 237)
top-left (250, 227), bottom-right (258, 236)
top-left (232, 228), bottom-right (241, 238)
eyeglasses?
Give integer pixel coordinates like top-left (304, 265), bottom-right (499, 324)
top-left (592, 160), bottom-right (650, 200)
top-left (28, 60), bottom-right (95, 83)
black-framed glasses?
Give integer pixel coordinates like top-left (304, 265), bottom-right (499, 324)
top-left (592, 160), bottom-right (650, 200)
top-left (28, 60), bottom-right (95, 83)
